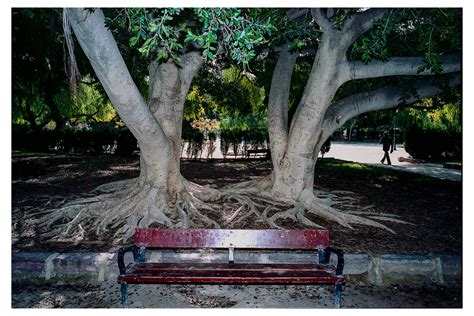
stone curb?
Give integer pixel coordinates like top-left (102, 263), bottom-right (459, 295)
top-left (12, 251), bottom-right (461, 286)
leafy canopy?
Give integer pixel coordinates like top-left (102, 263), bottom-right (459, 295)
top-left (349, 8), bottom-right (461, 72)
top-left (104, 8), bottom-right (281, 68)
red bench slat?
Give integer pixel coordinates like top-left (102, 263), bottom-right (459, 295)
top-left (118, 262), bottom-right (344, 284)
top-left (134, 228), bottom-right (329, 249)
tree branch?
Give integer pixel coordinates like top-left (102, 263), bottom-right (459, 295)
top-left (310, 8), bottom-right (333, 32)
top-left (342, 8), bottom-right (387, 44)
top-left (343, 54), bottom-right (461, 81)
top-left (65, 8), bottom-right (167, 146)
top-left (178, 51), bottom-right (204, 102)
top-left (286, 9), bottom-right (308, 21)
top-left (267, 45), bottom-right (298, 164)
top-left (320, 73), bottom-right (461, 141)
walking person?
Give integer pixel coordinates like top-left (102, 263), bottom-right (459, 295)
top-left (390, 128), bottom-right (397, 151)
top-left (380, 131), bottom-right (393, 165)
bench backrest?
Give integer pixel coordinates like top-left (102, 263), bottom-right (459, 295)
top-left (134, 228), bottom-right (329, 250)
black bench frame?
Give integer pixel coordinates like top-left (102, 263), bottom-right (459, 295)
top-left (117, 228), bottom-right (345, 308)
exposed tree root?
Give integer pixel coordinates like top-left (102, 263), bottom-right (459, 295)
top-left (305, 199), bottom-right (396, 234)
top-left (31, 177), bottom-right (223, 243)
top-left (31, 175), bottom-right (408, 243)
top-left (263, 202), bottom-right (325, 229)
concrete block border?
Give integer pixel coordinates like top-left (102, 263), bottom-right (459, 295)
top-left (11, 251), bottom-right (461, 286)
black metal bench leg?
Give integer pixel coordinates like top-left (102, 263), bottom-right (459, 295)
top-left (334, 282), bottom-right (342, 308)
top-left (120, 281), bottom-right (128, 308)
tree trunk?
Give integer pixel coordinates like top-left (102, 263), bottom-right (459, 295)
top-left (34, 9), bottom-right (218, 242)
top-left (270, 33), bottom-right (345, 201)
top-left (141, 53), bottom-right (203, 209)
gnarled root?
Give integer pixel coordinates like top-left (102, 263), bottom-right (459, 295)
top-left (31, 175), bottom-right (408, 243)
top-left (263, 202), bottom-right (325, 229)
top-left (300, 189), bottom-right (409, 234)
top-left (220, 184), bottom-right (407, 233)
top-left (31, 177), bottom-right (223, 243)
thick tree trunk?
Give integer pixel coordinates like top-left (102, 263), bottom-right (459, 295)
top-left (141, 52), bottom-right (203, 208)
top-left (271, 33), bottom-right (345, 201)
top-left (33, 9), bottom-right (218, 242)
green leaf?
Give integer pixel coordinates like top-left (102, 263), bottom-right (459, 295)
top-left (156, 50), bottom-right (167, 60)
top-left (129, 36), bottom-right (139, 47)
top-left (362, 51), bottom-right (371, 64)
top-left (296, 39), bottom-right (303, 48)
top-left (184, 30), bottom-right (196, 42)
top-left (162, 25), bottom-right (170, 37)
top-left (148, 21), bottom-right (158, 32)
top-left (207, 51), bottom-right (215, 59)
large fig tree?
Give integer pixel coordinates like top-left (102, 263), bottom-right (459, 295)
top-left (258, 8), bottom-right (461, 230)
top-left (35, 8), bottom-right (461, 241)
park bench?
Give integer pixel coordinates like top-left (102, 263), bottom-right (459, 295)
top-left (246, 149), bottom-right (271, 159)
top-left (117, 228), bottom-right (345, 308)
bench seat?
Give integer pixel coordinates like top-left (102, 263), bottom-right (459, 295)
top-left (117, 228), bottom-right (345, 307)
top-left (118, 262), bottom-right (344, 284)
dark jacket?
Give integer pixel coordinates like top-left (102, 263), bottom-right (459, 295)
top-left (380, 135), bottom-right (393, 152)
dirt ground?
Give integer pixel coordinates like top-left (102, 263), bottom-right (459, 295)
top-left (11, 152), bottom-right (463, 309)
top-left (11, 279), bottom-right (462, 308)
top-left (12, 152), bottom-right (462, 255)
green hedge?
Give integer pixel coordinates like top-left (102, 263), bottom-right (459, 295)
top-left (403, 125), bottom-right (461, 160)
top-left (12, 124), bottom-right (137, 156)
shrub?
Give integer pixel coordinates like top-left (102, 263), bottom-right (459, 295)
top-left (115, 128), bottom-right (137, 156)
top-left (404, 125), bottom-right (461, 160)
top-left (12, 124), bottom-right (137, 156)
top-left (182, 120), bottom-right (205, 159)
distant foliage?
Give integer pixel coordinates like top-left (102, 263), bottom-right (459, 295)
top-left (220, 112), bottom-right (269, 158)
top-left (12, 124), bottom-right (137, 156)
top-left (402, 96), bottom-right (461, 160)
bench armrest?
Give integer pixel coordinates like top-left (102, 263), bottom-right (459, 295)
top-left (118, 245), bottom-right (143, 275)
top-left (326, 247), bottom-right (344, 276)
top-left (319, 247), bottom-right (344, 276)
top-left (118, 245), bottom-right (134, 275)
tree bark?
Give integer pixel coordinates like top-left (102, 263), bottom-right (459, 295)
top-left (267, 46), bottom-right (297, 184)
top-left (342, 54), bottom-right (461, 81)
top-left (145, 52), bottom-right (203, 204)
top-left (271, 30), bottom-right (347, 200)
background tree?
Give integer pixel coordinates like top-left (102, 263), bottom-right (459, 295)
top-left (398, 93), bottom-right (462, 160)
top-left (12, 8), bottom-right (118, 130)
top-left (12, 8), bottom-right (69, 130)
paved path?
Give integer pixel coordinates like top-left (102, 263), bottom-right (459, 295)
top-left (183, 139), bottom-right (461, 182)
top-left (324, 142), bottom-right (461, 182)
